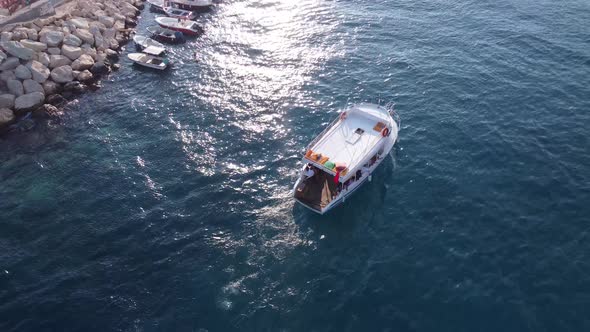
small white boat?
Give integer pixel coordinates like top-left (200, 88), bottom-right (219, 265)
top-left (155, 17), bottom-right (203, 36)
top-left (133, 35), bottom-right (166, 56)
top-left (147, 0), bottom-right (165, 13)
top-left (293, 103), bottom-right (400, 214)
top-left (128, 53), bottom-right (170, 70)
top-left (163, 6), bottom-right (196, 20)
top-left (168, 0), bottom-right (212, 12)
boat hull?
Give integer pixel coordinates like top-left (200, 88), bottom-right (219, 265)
top-left (168, 1), bottom-right (212, 12)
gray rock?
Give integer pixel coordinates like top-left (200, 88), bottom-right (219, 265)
top-left (40, 30), bottom-right (64, 47)
top-left (1, 41), bottom-right (34, 60)
top-left (63, 81), bottom-right (86, 93)
top-left (69, 18), bottom-right (89, 29)
top-left (50, 65), bottom-right (74, 83)
top-left (45, 93), bottom-right (66, 105)
top-left (0, 93), bottom-right (15, 108)
top-left (26, 28), bottom-right (38, 41)
top-left (42, 80), bottom-right (61, 95)
top-left (23, 79), bottom-right (44, 94)
top-left (61, 45), bottom-right (82, 60)
top-left (71, 54), bottom-right (94, 70)
top-left (0, 57), bottom-right (20, 72)
top-left (74, 28), bottom-right (94, 46)
top-left (77, 69), bottom-right (93, 81)
top-left (63, 34), bottom-right (82, 47)
top-left (0, 32), bottom-right (13, 42)
top-left (32, 104), bottom-right (60, 119)
top-left (14, 91), bottom-right (45, 112)
top-left (0, 49), bottom-right (6, 63)
top-left (90, 61), bottom-right (108, 75)
top-left (20, 39), bottom-right (47, 52)
top-left (0, 107), bottom-right (15, 127)
top-left (7, 79), bottom-right (24, 96)
top-left (0, 70), bottom-right (16, 82)
top-left (27, 60), bottom-right (50, 83)
top-left (15, 64), bottom-right (32, 80)
top-left (49, 55), bottom-right (71, 69)
top-left (99, 15), bottom-right (115, 28)
top-left (38, 52), bottom-right (50, 67)
top-left (47, 47), bottom-right (61, 55)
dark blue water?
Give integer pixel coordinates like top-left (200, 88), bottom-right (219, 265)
top-left (2, 0), bottom-right (590, 330)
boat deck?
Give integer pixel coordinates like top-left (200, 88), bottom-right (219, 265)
top-left (306, 107), bottom-right (390, 178)
top-left (294, 172), bottom-right (338, 212)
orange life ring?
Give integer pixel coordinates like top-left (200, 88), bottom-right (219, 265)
top-left (381, 127), bottom-right (390, 137)
top-left (339, 112), bottom-right (347, 120)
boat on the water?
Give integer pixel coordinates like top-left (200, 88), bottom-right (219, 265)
top-left (133, 35), bottom-right (166, 56)
top-left (293, 103), bottom-right (400, 214)
top-left (147, 0), bottom-right (165, 13)
top-left (128, 53), bottom-right (170, 70)
top-left (168, 0), bottom-right (212, 12)
top-left (155, 17), bottom-right (203, 36)
top-left (146, 25), bottom-right (185, 43)
top-left (163, 6), bottom-right (196, 20)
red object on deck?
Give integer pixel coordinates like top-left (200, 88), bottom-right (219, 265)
top-left (0, 0), bottom-right (22, 14)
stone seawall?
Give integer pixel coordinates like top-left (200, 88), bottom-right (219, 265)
top-left (0, 0), bottom-right (144, 130)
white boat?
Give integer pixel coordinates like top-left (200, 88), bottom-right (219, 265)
top-left (168, 0), bottom-right (212, 12)
top-left (163, 6), bottom-right (196, 20)
top-left (155, 16), bottom-right (203, 36)
top-left (133, 35), bottom-right (166, 56)
top-left (293, 103), bottom-right (400, 214)
top-left (147, 0), bottom-right (165, 13)
top-left (127, 53), bottom-right (170, 70)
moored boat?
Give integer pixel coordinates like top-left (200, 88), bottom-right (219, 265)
top-left (133, 35), bottom-right (166, 55)
top-left (293, 103), bottom-right (400, 214)
top-left (128, 53), bottom-right (170, 70)
top-left (147, 0), bottom-right (165, 13)
top-left (163, 6), bottom-right (197, 20)
top-left (155, 17), bottom-right (203, 36)
top-left (168, 0), bottom-right (212, 12)
top-left (146, 25), bottom-right (185, 43)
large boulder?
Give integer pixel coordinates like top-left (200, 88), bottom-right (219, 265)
top-left (71, 54), bottom-right (94, 71)
top-left (50, 65), bottom-right (74, 83)
top-left (32, 104), bottom-right (60, 119)
top-left (40, 30), bottom-right (64, 47)
top-left (80, 44), bottom-right (97, 60)
top-left (23, 79), bottom-right (44, 94)
top-left (42, 80), bottom-right (61, 95)
top-left (7, 79), bottom-right (24, 96)
top-left (74, 28), bottom-right (94, 46)
top-left (0, 70), bottom-right (15, 82)
top-left (90, 61), bottom-right (108, 75)
top-left (63, 34), bottom-right (82, 47)
top-left (61, 45), bottom-right (82, 60)
top-left (0, 57), bottom-right (21, 71)
top-left (14, 64), bottom-right (32, 80)
top-left (0, 108), bottom-right (15, 127)
top-left (14, 91), bottom-right (45, 113)
top-left (47, 47), bottom-right (61, 55)
top-left (37, 52), bottom-right (50, 67)
top-left (0, 94), bottom-right (15, 109)
top-left (1, 41), bottom-right (34, 60)
top-left (69, 18), bottom-right (89, 29)
top-left (26, 28), bottom-right (38, 41)
top-left (20, 39), bottom-right (47, 52)
top-left (0, 32), bottom-right (13, 42)
top-left (76, 69), bottom-right (93, 81)
top-left (49, 55), bottom-right (71, 69)
top-left (27, 60), bottom-right (50, 83)
top-left (0, 49), bottom-right (6, 63)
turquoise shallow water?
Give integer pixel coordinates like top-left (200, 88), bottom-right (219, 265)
top-left (1, 0), bottom-right (590, 331)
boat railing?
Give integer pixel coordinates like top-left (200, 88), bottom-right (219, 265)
top-left (385, 102), bottom-right (401, 130)
top-left (305, 113), bottom-right (342, 151)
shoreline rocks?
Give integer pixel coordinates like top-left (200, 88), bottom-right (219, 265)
top-left (0, 0), bottom-right (144, 131)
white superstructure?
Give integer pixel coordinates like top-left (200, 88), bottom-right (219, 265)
top-left (293, 103), bottom-right (400, 214)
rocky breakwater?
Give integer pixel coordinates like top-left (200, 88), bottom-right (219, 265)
top-left (0, 0), bottom-right (144, 130)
